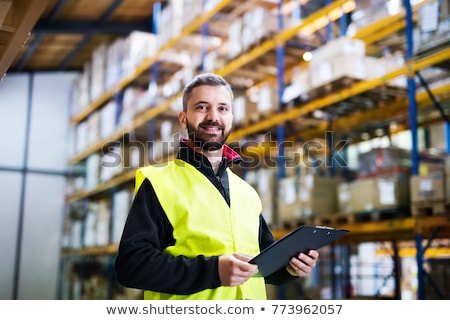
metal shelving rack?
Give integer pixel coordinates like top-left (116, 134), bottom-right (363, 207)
top-left (61, 0), bottom-right (450, 299)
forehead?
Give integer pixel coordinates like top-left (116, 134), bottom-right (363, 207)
top-left (189, 85), bottom-right (232, 104)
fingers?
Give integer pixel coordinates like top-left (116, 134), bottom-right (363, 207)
top-left (288, 250), bottom-right (319, 277)
top-left (233, 252), bottom-right (253, 263)
top-left (306, 249), bottom-right (320, 260)
top-left (218, 254), bottom-right (259, 286)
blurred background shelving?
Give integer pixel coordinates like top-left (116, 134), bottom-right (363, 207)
top-left (0, 0), bottom-right (449, 300)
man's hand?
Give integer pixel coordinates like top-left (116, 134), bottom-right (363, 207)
top-left (218, 253), bottom-right (258, 286)
top-left (286, 249), bottom-right (319, 277)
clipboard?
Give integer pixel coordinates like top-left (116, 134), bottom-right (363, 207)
top-left (249, 225), bottom-right (349, 277)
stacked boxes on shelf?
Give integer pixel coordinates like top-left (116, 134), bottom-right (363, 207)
top-left (410, 171), bottom-right (446, 215)
top-left (276, 171), bottom-right (341, 225)
top-left (90, 44), bottom-right (108, 102)
top-left (298, 173), bottom-right (342, 219)
top-left (414, 0), bottom-right (450, 55)
top-left (157, 0), bottom-right (204, 48)
top-left (70, 30), bottom-right (158, 117)
top-left (111, 188), bottom-right (133, 244)
top-left (243, 167), bottom-right (276, 226)
top-left (277, 174), bottom-right (301, 225)
top-left (83, 200), bottom-right (111, 247)
top-left (410, 153), bottom-right (447, 216)
top-left (121, 31), bottom-right (158, 78)
top-left (232, 84), bottom-right (278, 127)
top-left (346, 0), bottom-right (403, 37)
top-left (59, 257), bottom-right (111, 300)
top-left (309, 37), bottom-right (367, 90)
top-left (346, 176), bottom-right (411, 214)
top-left (336, 147), bottom-right (412, 216)
top-left (284, 35), bottom-right (408, 106)
top-left (62, 186), bottom-right (134, 251)
top-left (227, 5), bottom-right (283, 60)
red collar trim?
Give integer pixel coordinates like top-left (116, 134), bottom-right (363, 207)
top-left (180, 138), bottom-right (241, 162)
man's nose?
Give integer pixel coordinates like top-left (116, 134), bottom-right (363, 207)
top-left (205, 107), bottom-right (219, 122)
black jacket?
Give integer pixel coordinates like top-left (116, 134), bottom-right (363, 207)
top-left (114, 139), bottom-right (297, 295)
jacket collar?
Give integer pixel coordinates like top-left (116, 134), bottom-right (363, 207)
top-left (177, 138), bottom-right (242, 172)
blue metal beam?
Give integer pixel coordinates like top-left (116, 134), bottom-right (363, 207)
top-left (277, 0), bottom-right (286, 180)
top-left (33, 21), bottom-right (152, 35)
top-left (416, 71), bottom-right (450, 124)
top-left (447, 123), bottom-right (450, 153)
top-left (58, 0), bottom-right (127, 70)
top-left (285, 40), bottom-right (318, 51)
top-left (58, 37), bottom-right (91, 70)
top-left (16, 33), bottom-right (44, 71)
top-left (16, 0), bottom-right (68, 71)
top-left (405, 0), bottom-right (419, 176)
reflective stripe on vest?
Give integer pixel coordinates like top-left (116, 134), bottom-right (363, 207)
top-left (135, 159), bottom-right (266, 300)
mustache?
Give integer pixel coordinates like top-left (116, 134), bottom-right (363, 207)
top-left (199, 121), bottom-right (225, 130)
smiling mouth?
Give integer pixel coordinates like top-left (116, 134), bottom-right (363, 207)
top-left (200, 122), bottom-right (224, 134)
top-left (201, 125), bottom-right (222, 134)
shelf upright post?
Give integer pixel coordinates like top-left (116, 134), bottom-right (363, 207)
top-left (276, 0), bottom-right (286, 300)
top-left (342, 134), bottom-right (351, 181)
top-left (108, 190), bottom-right (116, 296)
top-left (109, 90), bottom-right (121, 298)
top-left (415, 231), bottom-right (425, 299)
top-left (326, 125), bottom-right (335, 177)
top-left (148, 2), bottom-right (161, 157)
top-left (405, 0), bottom-right (419, 176)
top-left (107, 254), bottom-right (116, 299)
top-left (114, 91), bottom-right (123, 131)
top-left (276, 0), bottom-right (286, 181)
top-left (325, 0), bottom-right (339, 297)
top-left (447, 123), bottom-right (450, 153)
top-left (200, 0), bottom-right (209, 72)
top-left (326, 0), bottom-right (333, 41)
top-left (339, 2), bottom-right (347, 37)
top-left (404, 0), bottom-right (424, 300)
top-left (392, 240), bottom-right (401, 299)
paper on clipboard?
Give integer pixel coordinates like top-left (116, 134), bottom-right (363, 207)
top-left (249, 225), bottom-right (349, 277)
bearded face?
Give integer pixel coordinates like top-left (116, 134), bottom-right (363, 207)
top-left (179, 85), bottom-right (234, 153)
top-left (185, 118), bottom-right (231, 151)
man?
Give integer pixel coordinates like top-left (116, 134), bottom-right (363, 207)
top-left (115, 73), bottom-right (319, 300)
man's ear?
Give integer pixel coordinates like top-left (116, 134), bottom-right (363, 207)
top-left (178, 111), bottom-right (187, 129)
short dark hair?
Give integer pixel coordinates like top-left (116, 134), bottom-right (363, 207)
top-left (182, 73), bottom-right (233, 112)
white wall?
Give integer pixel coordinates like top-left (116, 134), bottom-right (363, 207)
top-left (0, 72), bottom-right (77, 299)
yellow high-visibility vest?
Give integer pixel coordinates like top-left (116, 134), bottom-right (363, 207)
top-left (135, 159), bottom-right (266, 300)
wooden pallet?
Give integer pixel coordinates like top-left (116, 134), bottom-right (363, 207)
top-left (313, 207), bottom-right (411, 226)
top-left (273, 218), bottom-right (313, 230)
top-left (411, 200), bottom-right (450, 217)
top-left (308, 76), bottom-right (362, 100)
top-left (312, 213), bottom-right (354, 226)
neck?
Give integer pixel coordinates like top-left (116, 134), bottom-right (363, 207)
top-left (185, 139), bottom-right (223, 173)
top-left (207, 151), bottom-right (223, 174)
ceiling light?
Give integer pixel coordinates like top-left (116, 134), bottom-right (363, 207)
top-left (303, 51), bottom-right (312, 61)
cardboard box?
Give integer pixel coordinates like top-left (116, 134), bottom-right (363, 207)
top-left (256, 168), bottom-right (275, 225)
top-left (337, 182), bottom-right (352, 213)
top-left (298, 185), bottom-right (338, 218)
top-left (298, 174), bottom-right (341, 218)
top-left (311, 37), bottom-right (366, 66)
top-left (349, 176), bottom-right (410, 213)
top-left (299, 173), bottom-right (342, 190)
top-left (410, 172), bottom-right (445, 203)
top-left (277, 176), bottom-right (301, 222)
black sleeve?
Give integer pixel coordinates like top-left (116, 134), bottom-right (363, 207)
top-left (258, 215), bottom-right (298, 285)
top-left (114, 178), bottom-right (221, 294)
